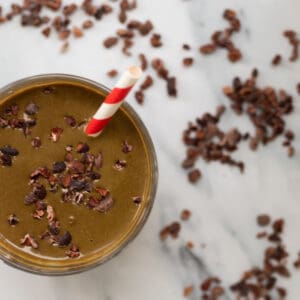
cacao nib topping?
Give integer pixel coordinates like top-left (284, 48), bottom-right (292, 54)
top-left (32, 209), bottom-right (45, 219)
top-left (132, 196), bottom-right (141, 205)
top-left (20, 234), bottom-right (39, 249)
top-left (33, 183), bottom-right (47, 200)
top-left (0, 146), bottom-right (19, 156)
top-left (56, 231), bottom-right (72, 247)
top-left (113, 159), bottom-right (127, 171)
top-left (53, 161), bottom-right (66, 173)
top-left (94, 194), bottom-right (114, 213)
top-left (25, 102), bottom-right (39, 115)
top-left (0, 154), bottom-right (12, 166)
top-left (76, 142), bottom-right (90, 153)
top-left (31, 137), bottom-right (42, 148)
top-left (24, 192), bottom-right (38, 205)
top-left (30, 167), bottom-right (50, 180)
top-left (66, 244), bottom-right (80, 258)
top-left (50, 127), bottom-right (63, 142)
top-left (48, 220), bottom-right (60, 236)
top-left (121, 140), bottom-right (133, 153)
top-left (7, 214), bottom-right (19, 226)
top-left (64, 115), bottom-right (77, 127)
top-left (46, 205), bottom-right (56, 222)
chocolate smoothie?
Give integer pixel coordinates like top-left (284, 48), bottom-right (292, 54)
top-left (0, 75), bottom-right (157, 274)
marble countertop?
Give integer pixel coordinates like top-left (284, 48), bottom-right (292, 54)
top-left (0, 0), bottom-right (300, 299)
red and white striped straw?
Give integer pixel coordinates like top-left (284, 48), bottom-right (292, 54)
top-left (85, 66), bottom-right (143, 137)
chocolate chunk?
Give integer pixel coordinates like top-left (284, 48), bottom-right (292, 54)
top-left (103, 36), bottom-right (118, 48)
top-left (31, 137), bottom-right (42, 148)
top-left (95, 194), bottom-right (114, 213)
top-left (132, 196), bottom-right (142, 205)
top-left (257, 214), bottom-right (271, 227)
top-left (50, 127), bottom-right (63, 142)
top-left (122, 140), bottom-right (133, 153)
top-left (64, 115), bottom-right (76, 127)
top-left (76, 142), bottom-right (90, 153)
top-left (25, 102), bottom-right (39, 115)
top-left (113, 159), bottom-right (127, 171)
top-left (20, 234), bottom-right (38, 249)
top-left (0, 146), bottom-right (19, 156)
top-left (53, 161), bottom-right (66, 173)
top-left (7, 214), bottom-right (19, 226)
top-left (57, 231), bottom-right (72, 247)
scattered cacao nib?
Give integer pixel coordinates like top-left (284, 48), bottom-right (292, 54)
top-left (82, 19), bottom-right (93, 29)
top-left (107, 69), bottom-right (118, 78)
top-left (182, 44), bottom-right (191, 50)
top-left (140, 75), bottom-right (153, 90)
top-left (294, 252), bottom-right (300, 269)
top-left (113, 159), bottom-right (127, 171)
top-left (150, 33), bottom-right (162, 47)
top-left (257, 214), bottom-right (271, 227)
top-left (24, 192), bottom-right (37, 205)
top-left (223, 70), bottom-right (295, 155)
top-left (186, 241), bottom-right (194, 249)
top-left (180, 209), bottom-right (191, 221)
top-left (132, 196), bottom-right (142, 205)
top-left (50, 127), bottom-right (63, 142)
top-left (53, 161), bottom-right (66, 173)
top-left (138, 20), bottom-right (153, 36)
top-left (68, 159), bottom-right (85, 174)
top-left (288, 146), bottom-right (295, 157)
top-left (182, 57), bottom-right (194, 67)
top-left (167, 77), bottom-right (177, 97)
top-left (103, 36), bottom-right (118, 48)
top-left (73, 26), bottom-right (83, 38)
top-left (188, 169), bottom-right (201, 183)
top-left (25, 102), bottom-right (39, 115)
top-left (60, 41), bottom-right (69, 53)
top-left (94, 194), bottom-right (114, 213)
top-left (256, 231), bottom-right (267, 239)
top-left (122, 140), bottom-right (133, 153)
top-left (31, 137), bottom-right (42, 149)
top-left (139, 53), bottom-right (148, 71)
top-left (183, 286), bottom-right (193, 297)
top-left (96, 187), bottom-right (110, 197)
top-left (20, 234), bottom-right (39, 249)
top-left (35, 200), bottom-right (47, 211)
top-left (40, 230), bottom-right (51, 240)
top-left (64, 115), bottom-right (77, 127)
top-left (199, 9), bottom-right (242, 63)
top-left (87, 196), bottom-right (100, 209)
top-left (63, 3), bottom-right (77, 16)
top-left (7, 214), bottom-right (19, 226)
top-left (160, 222), bottom-right (181, 240)
top-left (30, 166), bottom-right (50, 180)
top-left (0, 146), bottom-right (19, 156)
top-left (56, 231), bottom-right (72, 247)
top-left (66, 244), bottom-right (80, 258)
top-left (76, 142), bottom-right (90, 153)
top-left (200, 277), bottom-right (224, 299)
top-left (283, 30), bottom-right (299, 62)
top-left (272, 54), bottom-right (282, 66)
top-left (135, 90), bottom-right (144, 104)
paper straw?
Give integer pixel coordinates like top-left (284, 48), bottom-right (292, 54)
top-left (85, 66), bottom-right (143, 137)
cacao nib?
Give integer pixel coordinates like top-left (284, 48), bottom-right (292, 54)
top-left (25, 102), bottom-right (39, 115)
top-left (56, 231), bottom-right (72, 247)
top-left (7, 214), bottom-right (19, 226)
top-left (0, 146), bottom-right (19, 156)
top-left (53, 161), bottom-right (66, 173)
top-left (20, 234), bottom-right (38, 249)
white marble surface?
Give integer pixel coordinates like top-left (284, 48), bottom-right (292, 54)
top-left (0, 0), bottom-right (300, 299)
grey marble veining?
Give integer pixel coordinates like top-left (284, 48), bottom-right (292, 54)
top-left (0, 0), bottom-right (299, 299)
